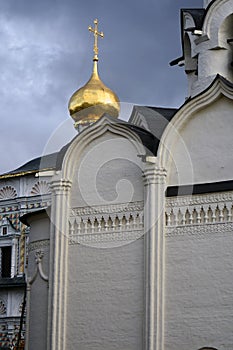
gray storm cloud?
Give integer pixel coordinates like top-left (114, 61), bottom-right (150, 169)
top-left (0, 0), bottom-right (202, 173)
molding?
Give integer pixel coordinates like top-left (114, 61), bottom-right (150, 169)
top-left (27, 250), bottom-right (48, 285)
top-left (158, 76), bottom-right (233, 169)
top-left (69, 229), bottom-right (144, 245)
top-left (203, 0), bottom-right (233, 42)
top-left (165, 190), bottom-right (233, 227)
top-left (30, 180), bottom-right (51, 196)
top-left (166, 190), bottom-right (233, 208)
top-left (69, 202), bottom-right (144, 243)
top-left (166, 222), bottom-right (233, 239)
top-left (143, 163), bottom-right (167, 186)
top-left (28, 239), bottom-right (50, 252)
top-left (70, 201), bottom-right (143, 217)
top-left (61, 115), bottom-right (146, 180)
top-left (0, 186), bottom-right (17, 200)
top-left (49, 179), bottom-right (72, 195)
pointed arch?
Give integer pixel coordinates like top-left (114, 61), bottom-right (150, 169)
top-left (157, 76), bottom-right (233, 185)
top-left (203, 0), bottom-right (233, 47)
top-left (61, 115), bottom-right (147, 181)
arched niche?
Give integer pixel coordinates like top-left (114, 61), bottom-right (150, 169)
top-left (203, 0), bottom-right (233, 48)
top-left (60, 116), bottom-right (146, 209)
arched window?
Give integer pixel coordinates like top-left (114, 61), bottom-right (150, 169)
top-left (198, 347), bottom-right (218, 350)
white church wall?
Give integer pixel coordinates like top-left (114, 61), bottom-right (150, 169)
top-left (26, 213), bottom-right (50, 350)
top-left (164, 226), bottom-right (233, 350)
top-left (66, 238), bottom-right (144, 350)
top-left (64, 125), bottom-right (145, 349)
top-left (70, 132), bottom-right (144, 208)
top-left (164, 191), bottom-right (233, 350)
top-left (167, 96), bottom-right (233, 186)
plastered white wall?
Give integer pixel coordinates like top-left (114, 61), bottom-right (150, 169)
top-left (164, 228), bottom-right (233, 350)
top-left (66, 238), bottom-right (144, 350)
top-left (70, 132), bottom-right (144, 208)
top-left (27, 215), bottom-right (50, 350)
top-left (167, 96), bottom-right (233, 186)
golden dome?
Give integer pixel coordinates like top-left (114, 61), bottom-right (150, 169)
top-left (68, 59), bottom-right (120, 128)
top-left (68, 19), bottom-right (120, 129)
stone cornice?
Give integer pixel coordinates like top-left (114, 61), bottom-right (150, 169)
top-left (70, 201), bottom-right (143, 217)
top-left (166, 190), bottom-right (233, 208)
top-left (166, 222), bottom-right (233, 239)
top-left (69, 229), bottom-right (144, 245)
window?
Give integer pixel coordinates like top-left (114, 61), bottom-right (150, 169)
top-left (2, 227), bottom-right (7, 235)
top-left (1, 246), bottom-right (11, 278)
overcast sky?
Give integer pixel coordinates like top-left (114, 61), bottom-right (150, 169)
top-left (0, 0), bottom-right (203, 174)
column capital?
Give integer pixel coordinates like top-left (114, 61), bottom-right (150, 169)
top-left (50, 178), bottom-right (72, 195)
top-left (143, 164), bottom-right (167, 186)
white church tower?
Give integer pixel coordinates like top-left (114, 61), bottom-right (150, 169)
top-left (19, 1), bottom-right (233, 350)
top-left (171, 0), bottom-right (233, 98)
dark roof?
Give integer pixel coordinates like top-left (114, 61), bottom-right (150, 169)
top-left (122, 122), bottom-right (160, 156)
top-left (0, 276), bottom-right (26, 288)
top-left (147, 106), bottom-right (177, 121)
top-left (20, 208), bottom-right (49, 226)
top-left (0, 152), bottom-right (58, 179)
top-left (181, 8), bottom-right (206, 30)
top-left (128, 105), bottom-right (178, 155)
top-left (167, 179), bottom-right (233, 197)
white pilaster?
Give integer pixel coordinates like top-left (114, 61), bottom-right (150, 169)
top-left (143, 161), bottom-right (167, 350)
top-left (47, 177), bottom-right (72, 350)
top-left (11, 238), bottom-right (18, 278)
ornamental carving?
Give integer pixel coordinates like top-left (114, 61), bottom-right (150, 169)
top-left (69, 202), bottom-right (144, 245)
top-left (166, 222), bottom-right (233, 239)
top-left (30, 180), bottom-right (51, 196)
top-left (71, 201), bottom-right (143, 217)
top-left (166, 191), bottom-right (233, 227)
top-left (69, 230), bottom-right (144, 245)
top-left (0, 300), bottom-right (6, 315)
top-left (0, 186), bottom-right (17, 200)
top-left (28, 239), bottom-right (50, 252)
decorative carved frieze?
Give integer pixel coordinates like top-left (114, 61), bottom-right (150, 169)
top-left (69, 202), bottom-right (144, 244)
top-left (28, 239), bottom-right (50, 252)
top-left (69, 229), bottom-right (144, 245)
top-left (30, 180), bottom-right (51, 196)
top-left (0, 301), bottom-right (6, 316)
top-left (166, 222), bottom-right (233, 238)
top-left (70, 201), bottom-right (143, 217)
top-left (0, 186), bottom-right (17, 200)
top-left (166, 191), bottom-right (233, 226)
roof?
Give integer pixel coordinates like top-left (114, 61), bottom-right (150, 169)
top-left (128, 105), bottom-right (178, 154)
top-left (1, 115), bottom-right (160, 179)
top-left (167, 179), bottom-right (233, 197)
top-left (181, 8), bottom-right (206, 30)
top-left (0, 152), bottom-right (58, 179)
top-left (0, 275), bottom-right (26, 288)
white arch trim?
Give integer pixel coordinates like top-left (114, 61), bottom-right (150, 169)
top-left (61, 115), bottom-right (147, 180)
top-left (203, 0), bottom-right (233, 47)
top-left (157, 76), bottom-right (233, 170)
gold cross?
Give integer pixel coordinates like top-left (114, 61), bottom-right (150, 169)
top-left (88, 19), bottom-right (104, 61)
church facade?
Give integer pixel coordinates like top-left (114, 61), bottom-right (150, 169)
top-left (0, 0), bottom-right (233, 349)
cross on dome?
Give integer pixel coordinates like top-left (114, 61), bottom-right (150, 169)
top-left (88, 19), bottom-right (104, 61)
